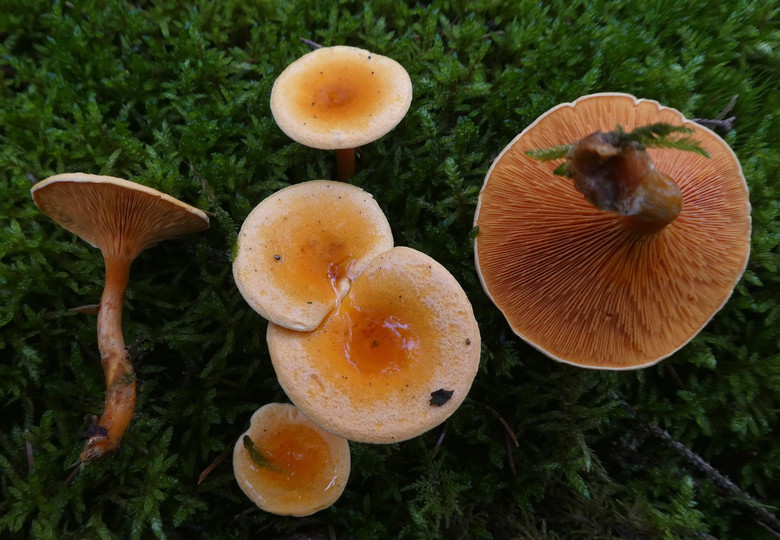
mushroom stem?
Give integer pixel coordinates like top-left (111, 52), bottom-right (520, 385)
top-left (335, 148), bottom-right (356, 181)
top-left (80, 254), bottom-right (136, 463)
top-left (568, 132), bottom-right (683, 233)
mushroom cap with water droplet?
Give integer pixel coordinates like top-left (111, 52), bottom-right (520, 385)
top-left (267, 246), bottom-right (481, 444)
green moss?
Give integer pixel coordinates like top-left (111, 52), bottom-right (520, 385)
top-left (1, 0), bottom-right (779, 538)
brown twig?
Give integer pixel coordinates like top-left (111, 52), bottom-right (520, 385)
top-left (25, 440), bottom-right (34, 472)
top-left (300, 37), bottom-right (323, 50)
top-left (615, 394), bottom-right (780, 535)
top-left (69, 303), bottom-right (100, 315)
top-left (64, 461), bottom-right (83, 485)
top-left (198, 445), bottom-right (232, 485)
top-left (691, 95), bottom-right (738, 132)
top-left (467, 399), bottom-right (519, 474)
top-left (185, 162), bottom-right (218, 217)
top-left (430, 427), bottom-right (447, 455)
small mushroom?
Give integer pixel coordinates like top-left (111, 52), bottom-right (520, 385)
top-left (233, 403), bottom-right (350, 517)
top-left (31, 173), bottom-right (209, 461)
top-left (232, 180), bottom-right (393, 331)
top-left (270, 45), bottom-right (413, 181)
top-left (474, 93), bottom-right (751, 369)
top-left (267, 246), bottom-right (481, 444)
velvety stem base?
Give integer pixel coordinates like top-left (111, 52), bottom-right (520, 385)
top-left (336, 148), bottom-right (356, 181)
top-left (80, 255), bottom-right (136, 463)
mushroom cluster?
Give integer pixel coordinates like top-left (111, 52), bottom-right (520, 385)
top-left (232, 180), bottom-right (480, 513)
top-left (31, 173), bottom-right (209, 462)
top-left (474, 93), bottom-right (751, 370)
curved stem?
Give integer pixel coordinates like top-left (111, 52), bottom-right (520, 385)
top-left (80, 254), bottom-right (136, 462)
top-left (335, 148), bottom-right (356, 181)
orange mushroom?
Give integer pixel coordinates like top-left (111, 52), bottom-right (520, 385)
top-left (474, 93), bottom-right (751, 369)
top-left (232, 180), bottom-right (393, 331)
top-left (31, 173), bottom-right (209, 461)
top-left (233, 403), bottom-right (350, 517)
top-left (267, 246), bottom-right (481, 443)
top-left (270, 45), bottom-right (413, 181)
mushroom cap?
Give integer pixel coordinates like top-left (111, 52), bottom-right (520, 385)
top-left (474, 93), bottom-right (751, 370)
top-left (232, 180), bottom-right (394, 331)
top-left (233, 403), bottom-right (350, 517)
top-left (31, 173), bottom-right (209, 260)
top-left (270, 45), bottom-right (413, 150)
top-left (267, 246), bottom-right (481, 444)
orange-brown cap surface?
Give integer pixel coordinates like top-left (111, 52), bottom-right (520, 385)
top-left (232, 180), bottom-right (393, 331)
top-left (270, 46), bottom-right (413, 150)
top-left (233, 403), bottom-right (350, 517)
top-left (267, 246), bottom-right (481, 443)
top-left (31, 173), bottom-right (209, 259)
top-left (474, 93), bottom-right (751, 369)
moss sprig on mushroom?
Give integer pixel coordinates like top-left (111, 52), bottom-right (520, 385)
top-left (242, 435), bottom-right (287, 473)
top-left (527, 123), bottom-right (710, 175)
top-left (525, 122), bottom-right (711, 233)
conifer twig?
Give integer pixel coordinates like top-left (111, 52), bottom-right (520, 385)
top-left (300, 37), bottom-right (323, 50)
top-left (614, 395), bottom-right (780, 535)
top-left (430, 426), bottom-right (447, 455)
top-left (198, 445), bottom-right (232, 485)
top-left (25, 440), bottom-right (34, 472)
top-left (691, 95), bottom-right (738, 133)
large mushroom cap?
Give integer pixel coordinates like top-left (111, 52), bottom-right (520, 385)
top-left (233, 403), bottom-right (350, 517)
top-left (31, 173), bottom-right (209, 259)
top-left (270, 45), bottom-right (413, 150)
top-left (267, 246), bottom-right (481, 444)
top-left (232, 180), bottom-right (393, 331)
top-left (474, 93), bottom-right (751, 370)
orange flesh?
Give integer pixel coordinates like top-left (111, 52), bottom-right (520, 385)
top-left (289, 55), bottom-right (387, 130)
top-left (268, 204), bottom-right (386, 307)
top-left (247, 424), bottom-right (335, 493)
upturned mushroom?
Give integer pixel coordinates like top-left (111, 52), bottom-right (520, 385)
top-left (31, 173), bottom-right (209, 461)
top-left (473, 93), bottom-right (751, 369)
top-left (233, 402), bottom-right (350, 516)
top-left (232, 180), bottom-right (393, 332)
top-left (267, 246), bottom-right (481, 443)
top-left (270, 45), bottom-right (413, 181)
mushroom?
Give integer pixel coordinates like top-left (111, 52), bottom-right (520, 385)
top-left (31, 173), bottom-right (209, 461)
top-left (473, 93), bottom-right (751, 369)
top-left (270, 45), bottom-right (413, 181)
top-left (232, 180), bottom-right (393, 332)
top-left (233, 402), bottom-right (350, 517)
top-left (267, 246), bottom-right (481, 444)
